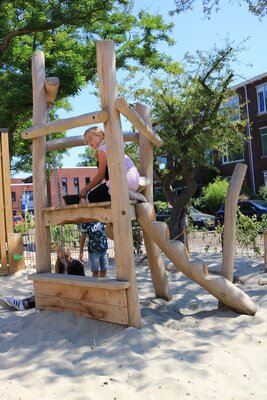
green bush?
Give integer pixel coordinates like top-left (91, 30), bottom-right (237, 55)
top-left (258, 185), bottom-right (267, 201)
top-left (201, 177), bottom-right (229, 214)
top-left (13, 212), bottom-right (35, 234)
top-left (235, 211), bottom-right (262, 255)
top-left (50, 224), bottom-right (78, 248)
top-left (153, 200), bottom-right (168, 213)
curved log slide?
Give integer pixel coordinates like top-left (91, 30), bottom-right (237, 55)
top-left (136, 203), bottom-right (258, 316)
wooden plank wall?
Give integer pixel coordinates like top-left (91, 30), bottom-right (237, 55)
top-left (30, 273), bottom-right (130, 325)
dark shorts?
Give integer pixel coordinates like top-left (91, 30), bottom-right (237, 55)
top-left (87, 184), bottom-right (111, 203)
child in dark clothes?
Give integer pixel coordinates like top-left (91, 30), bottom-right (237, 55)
top-left (0, 246), bottom-right (85, 311)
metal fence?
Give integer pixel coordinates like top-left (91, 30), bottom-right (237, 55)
top-left (22, 227), bottom-right (265, 268)
top-left (22, 228), bottom-right (116, 269)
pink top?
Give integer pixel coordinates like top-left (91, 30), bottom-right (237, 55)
top-left (98, 144), bottom-right (140, 191)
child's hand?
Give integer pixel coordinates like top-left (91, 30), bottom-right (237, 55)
top-left (79, 187), bottom-right (88, 198)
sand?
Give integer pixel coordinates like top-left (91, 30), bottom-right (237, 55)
top-left (1, 253), bottom-right (267, 400)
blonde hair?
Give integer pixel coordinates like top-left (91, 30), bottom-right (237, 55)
top-left (55, 245), bottom-right (71, 273)
top-left (84, 126), bottom-right (105, 141)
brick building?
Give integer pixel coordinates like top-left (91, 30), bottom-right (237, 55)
top-left (217, 72), bottom-right (267, 195)
top-left (11, 167), bottom-right (97, 214)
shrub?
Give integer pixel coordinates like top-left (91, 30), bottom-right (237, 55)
top-left (235, 211), bottom-right (262, 255)
top-left (153, 200), bottom-right (168, 213)
top-left (258, 185), bottom-right (267, 201)
top-left (50, 224), bottom-right (78, 248)
top-left (201, 177), bottom-right (229, 214)
top-left (13, 212), bottom-right (35, 234)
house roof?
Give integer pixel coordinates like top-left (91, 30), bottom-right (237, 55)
top-left (232, 72), bottom-right (267, 90)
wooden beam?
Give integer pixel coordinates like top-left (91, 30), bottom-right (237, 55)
top-left (31, 50), bottom-right (51, 272)
top-left (1, 132), bottom-right (13, 235)
top-left (43, 203), bottom-right (137, 226)
top-left (136, 102), bottom-right (171, 301)
top-left (45, 131), bottom-right (139, 152)
top-left (222, 163), bottom-right (247, 282)
top-left (136, 202), bottom-right (258, 316)
top-left (29, 273), bottom-right (130, 289)
top-left (45, 77), bottom-right (60, 105)
top-left (97, 40), bottom-right (141, 328)
top-left (22, 110), bottom-right (108, 140)
top-left (7, 233), bottom-right (24, 274)
top-left (115, 97), bottom-right (163, 147)
top-left (0, 134), bottom-right (8, 271)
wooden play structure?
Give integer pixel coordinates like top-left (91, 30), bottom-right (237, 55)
top-left (0, 129), bottom-right (24, 276)
top-left (23, 40), bottom-right (257, 328)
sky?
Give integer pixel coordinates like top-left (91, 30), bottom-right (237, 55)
top-left (18, 0), bottom-right (267, 175)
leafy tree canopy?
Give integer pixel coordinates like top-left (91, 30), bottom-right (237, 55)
top-left (132, 43), bottom-right (246, 239)
top-left (170, 0), bottom-right (267, 18)
top-left (0, 0), bottom-right (174, 172)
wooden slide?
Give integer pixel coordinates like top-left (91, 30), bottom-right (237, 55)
top-left (136, 202), bottom-right (258, 316)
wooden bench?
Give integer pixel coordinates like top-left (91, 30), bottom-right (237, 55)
top-left (29, 273), bottom-right (130, 325)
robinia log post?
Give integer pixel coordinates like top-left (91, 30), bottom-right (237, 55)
top-left (96, 40), bottom-right (141, 328)
top-left (136, 102), bottom-right (171, 301)
top-left (221, 163), bottom-right (247, 282)
top-left (31, 51), bottom-right (51, 272)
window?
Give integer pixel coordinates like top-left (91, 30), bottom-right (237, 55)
top-left (61, 178), bottom-right (68, 196)
top-left (260, 127), bottom-right (267, 156)
top-left (222, 146), bottom-right (244, 164)
top-left (205, 149), bottom-right (214, 164)
top-left (12, 192), bottom-right (16, 202)
top-left (85, 177), bottom-right (90, 185)
top-left (24, 191), bottom-right (33, 201)
top-left (256, 83), bottom-right (267, 113)
top-left (156, 156), bottom-right (167, 170)
top-left (222, 95), bottom-right (240, 121)
top-left (73, 177), bottom-right (79, 194)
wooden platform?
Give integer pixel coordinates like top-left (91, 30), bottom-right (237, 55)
top-left (29, 273), bottom-right (131, 325)
top-left (43, 201), bottom-right (137, 225)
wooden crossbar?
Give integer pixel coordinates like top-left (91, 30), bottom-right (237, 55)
top-left (22, 110), bottom-right (108, 139)
top-left (42, 201), bottom-right (137, 226)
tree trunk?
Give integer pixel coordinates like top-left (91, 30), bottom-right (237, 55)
top-left (162, 171), bottom-right (198, 241)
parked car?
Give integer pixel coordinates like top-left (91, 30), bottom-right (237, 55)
top-left (215, 199), bottom-right (267, 226)
top-left (13, 215), bottom-right (24, 225)
top-left (156, 206), bottom-right (215, 230)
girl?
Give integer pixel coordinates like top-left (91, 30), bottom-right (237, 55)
top-left (79, 126), bottom-right (139, 203)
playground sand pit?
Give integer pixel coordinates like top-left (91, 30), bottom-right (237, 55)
top-left (1, 253), bottom-right (267, 400)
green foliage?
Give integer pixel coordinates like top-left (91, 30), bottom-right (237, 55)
top-left (131, 221), bottom-right (144, 254)
top-left (201, 177), bottom-right (229, 214)
top-left (132, 42), bottom-right (246, 239)
top-left (0, 0), bottom-right (174, 173)
top-left (235, 211), bottom-right (262, 255)
top-left (170, 0), bottom-right (267, 18)
top-left (76, 147), bottom-right (97, 167)
top-left (50, 224), bottom-right (78, 248)
top-left (258, 185), bottom-right (267, 201)
top-left (153, 200), bottom-right (168, 212)
top-left (124, 142), bottom-right (140, 170)
top-left (13, 212), bottom-right (35, 234)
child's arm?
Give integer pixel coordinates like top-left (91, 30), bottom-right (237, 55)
top-left (79, 233), bottom-right (86, 261)
top-left (79, 150), bottom-right (107, 198)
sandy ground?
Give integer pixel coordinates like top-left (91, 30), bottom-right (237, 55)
top-left (1, 252), bottom-right (267, 400)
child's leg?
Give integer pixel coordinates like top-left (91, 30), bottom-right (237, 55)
top-left (99, 251), bottom-right (109, 277)
top-left (89, 252), bottom-right (101, 277)
top-left (23, 295), bottom-right (36, 309)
